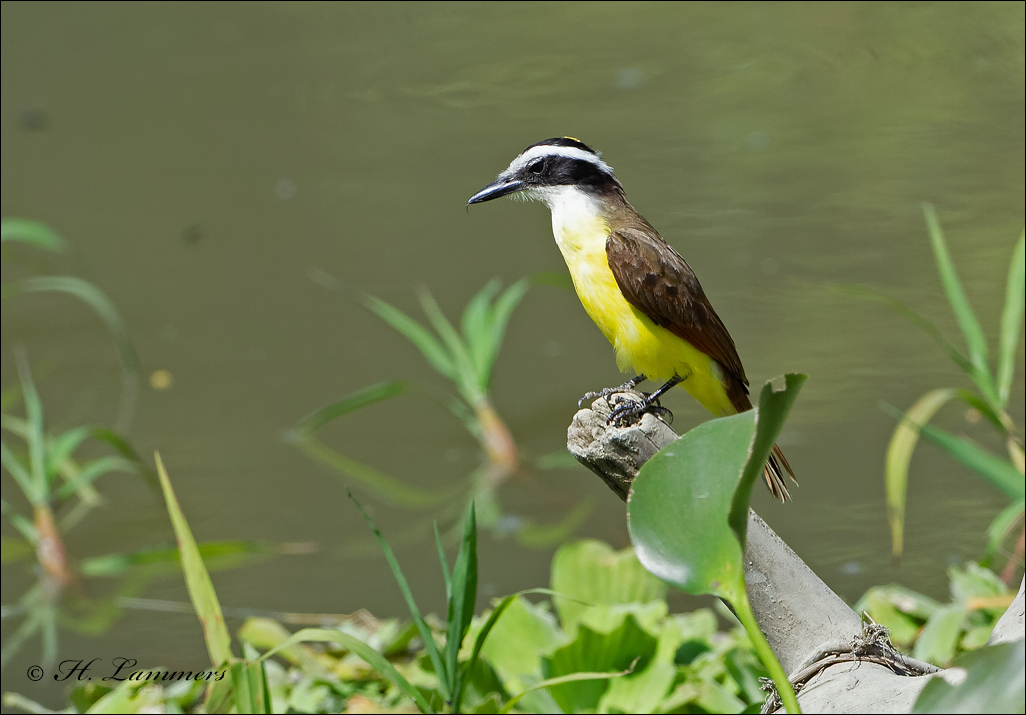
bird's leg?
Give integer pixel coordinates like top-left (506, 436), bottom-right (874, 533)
top-left (578, 374), bottom-right (648, 409)
top-left (608, 376), bottom-right (683, 427)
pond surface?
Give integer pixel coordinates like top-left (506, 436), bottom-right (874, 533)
top-left (2, 2), bottom-right (1023, 708)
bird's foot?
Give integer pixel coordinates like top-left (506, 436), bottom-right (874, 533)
top-left (577, 377), bottom-right (647, 409)
top-left (606, 392), bottom-right (674, 427)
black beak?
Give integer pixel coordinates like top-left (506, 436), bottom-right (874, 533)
top-left (467, 176), bottom-right (524, 205)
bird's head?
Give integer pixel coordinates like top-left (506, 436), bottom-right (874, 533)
top-left (467, 137), bottom-right (620, 207)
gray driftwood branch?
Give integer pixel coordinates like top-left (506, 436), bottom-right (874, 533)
top-left (567, 394), bottom-right (1025, 714)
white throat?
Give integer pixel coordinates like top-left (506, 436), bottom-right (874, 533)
top-left (525, 185), bottom-right (608, 252)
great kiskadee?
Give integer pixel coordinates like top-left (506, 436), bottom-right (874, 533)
top-left (468, 137), bottom-right (796, 502)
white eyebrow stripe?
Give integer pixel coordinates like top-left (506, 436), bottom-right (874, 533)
top-left (507, 145), bottom-right (614, 175)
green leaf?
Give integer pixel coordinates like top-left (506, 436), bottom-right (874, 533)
top-left (55, 456), bottom-right (138, 500)
top-left (541, 615), bottom-right (655, 713)
top-left (473, 595), bottom-right (564, 697)
top-left (629, 410), bottom-right (755, 598)
top-left (885, 388), bottom-right (961, 561)
top-left (550, 539), bottom-right (667, 635)
top-left (260, 627), bottom-right (434, 714)
top-left (0, 218), bottom-right (66, 252)
top-left (913, 604), bottom-right (965, 666)
top-left (728, 374), bottom-right (806, 545)
top-left (13, 350), bottom-right (47, 504)
top-left (461, 280), bottom-right (503, 375)
top-left (0, 440), bottom-right (34, 500)
top-left (985, 500), bottom-right (1025, 562)
top-left (361, 293), bottom-right (455, 380)
top-left (230, 659), bottom-right (273, 715)
top-left (922, 204), bottom-right (997, 404)
top-left (45, 426), bottom-right (93, 479)
top-left (349, 492), bottom-right (449, 701)
top-left (417, 288), bottom-right (480, 402)
top-left (477, 278), bottom-right (531, 390)
top-left (834, 283), bottom-right (973, 376)
top-left (293, 381), bottom-right (411, 434)
top-left (447, 503), bottom-right (478, 707)
top-left (997, 232), bottom-right (1025, 406)
top-left (916, 421), bottom-right (1025, 499)
top-left (155, 452), bottom-right (233, 668)
top-left (499, 668), bottom-right (634, 715)
top-left (912, 640), bottom-right (1025, 713)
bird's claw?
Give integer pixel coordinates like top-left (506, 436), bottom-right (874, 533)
top-left (605, 393), bottom-right (674, 427)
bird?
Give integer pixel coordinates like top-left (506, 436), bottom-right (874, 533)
top-left (467, 136), bottom-right (796, 502)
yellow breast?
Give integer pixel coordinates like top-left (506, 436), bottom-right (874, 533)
top-left (547, 192), bottom-right (736, 416)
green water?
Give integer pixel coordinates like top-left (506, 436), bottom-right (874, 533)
top-left (2, 2), bottom-right (1023, 707)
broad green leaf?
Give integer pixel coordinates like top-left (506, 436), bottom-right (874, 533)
top-left (474, 595), bottom-right (564, 696)
top-left (361, 293), bottom-right (455, 380)
top-left (499, 668), bottom-right (634, 715)
top-left (550, 539), bottom-right (667, 634)
top-left (599, 660), bottom-right (677, 714)
top-left (998, 233), bottom-right (1025, 406)
top-left (629, 410), bottom-right (755, 598)
top-left (350, 493), bottom-right (449, 701)
top-left (293, 381), bottom-right (411, 434)
top-left (260, 627), bottom-right (433, 713)
top-left (155, 452), bottom-right (233, 668)
top-left (0, 218), bottom-right (66, 251)
top-left (728, 374), bottom-right (806, 545)
top-left (541, 615), bottom-right (656, 713)
top-left (913, 640), bottom-right (1025, 713)
top-left (885, 388), bottom-right (960, 561)
top-left (948, 563), bottom-right (1007, 603)
top-left (916, 421), bottom-right (1024, 499)
top-left (913, 604), bottom-right (965, 665)
top-left (922, 205), bottom-right (997, 404)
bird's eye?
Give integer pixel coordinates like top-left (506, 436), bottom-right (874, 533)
top-left (529, 160), bottom-right (545, 175)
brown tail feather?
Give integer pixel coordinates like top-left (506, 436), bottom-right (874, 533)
top-left (763, 443), bottom-right (797, 503)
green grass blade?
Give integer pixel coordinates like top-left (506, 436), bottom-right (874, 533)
top-left (45, 426), bottom-right (92, 481)
top-left (915, 421), bottom-right (1025, 499)
top-left (13, 350), bottom-right (46, 504)
top-left (294, 381), bottom-right (411, 434)
top-left (461, 279), bottom-right (502, 367)
top-left (259, 627), bottom-right (434, 713)
top-left (985, 499), bottom-right (1025, 563)
top-left (54, 456), bottom-right (139, 500)
top-left (434, 522), bottom-right (452, 602)
top-left (884, 389), bottom-right (959, 561)
top-left (349, 492), bottom-right (450, 701)
top-left (997, 232), bottom-right (1025, 406)
top-left (836, 283), bottom-right (973, 375)
top-left (417, 288), bottom-right (480, 402)
top-left (1, 441), bottom-right (34, 499)
top-left (290, 434), bottom-right (450, 508)
top-left (4, 276), bottom-right (140, 429)
top-left (445, 503), bottom-right (478, 701)
top-left (478, 278), bottom-right (531, 389)
top-left (155, 451), bottom-right (233, 667)
top-left (0, 218), bottom-right (66, 252)
top-left (922, 205), bottom-right (997, 403)
top-left (1, 497), bottom-right (38, 541)
top-left (362, 293), bottom-right (456, 380)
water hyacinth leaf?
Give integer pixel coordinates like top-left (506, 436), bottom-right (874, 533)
top-left (628, 410), bottom-right (756, 598)
top-left (550, 539), bottom-right (667, 634)
top-left (473, 594), bottom-right (564, 694)
top-left (998, 232), bottom-right (1025, 406)
top-left (155, 452), bottom-right (233, 668)
top-left (1, 218), bottom-right (66, 251)
top-left (885, 388), bottom-right (959, 561)
top-left (922, 205), bottom-right (997, 403)
top-left (913, 640), bottom-right (1025, 714)
top-left (259, 627), bottom-right (433, 713)
top-left (912, 603), bottom-right (965, 665)
top-left (498, 668), bottom-right (634, 715)
top-left (728, 374), bottom-right (806, 545)
top-left (541, 615), bottom-right (655, 713)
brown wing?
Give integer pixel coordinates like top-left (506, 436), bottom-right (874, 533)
top-left (606, 225), bottom-right (750, 400)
